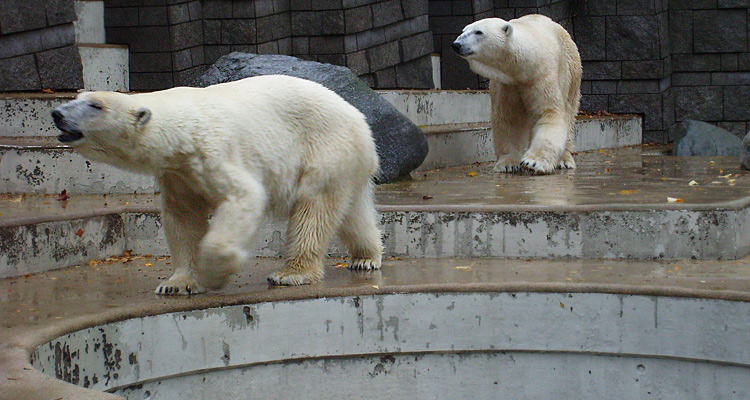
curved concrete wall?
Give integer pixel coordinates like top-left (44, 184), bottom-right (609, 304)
top-left (32, 292), bottom-right (750, 399)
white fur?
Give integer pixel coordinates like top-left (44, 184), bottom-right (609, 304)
top-left (454, 15), bottom-right (582, 174)
top-left (54, 75), bottom-right (383, 294)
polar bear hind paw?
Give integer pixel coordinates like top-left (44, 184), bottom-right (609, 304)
top-left (155, 276), bottom-right (205, 296)
top-left (558, 152), bottom-right (576, 169)
top-left (267, 270), bottom-right (322, 286)
top-left (349, 258), bottom-right (381, 271)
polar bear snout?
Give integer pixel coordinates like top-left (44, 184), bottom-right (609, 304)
top-left (452, 40), bottom-right (473, 56)
top-left (51, 107), bottom-right (84, 143)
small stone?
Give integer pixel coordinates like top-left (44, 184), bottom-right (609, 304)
top-left (670, 120), bottom-right (742, 157)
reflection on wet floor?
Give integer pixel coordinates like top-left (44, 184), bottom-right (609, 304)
top-left (377, 146), bottom-right (749, 208)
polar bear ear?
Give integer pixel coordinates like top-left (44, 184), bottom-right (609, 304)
top-left (135, 106), bottom-right (152, 127)
top-left (503, 23), bottom-right (513, 36)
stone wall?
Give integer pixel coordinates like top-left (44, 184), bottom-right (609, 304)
top-left (104, 0), bottom-right (433, 91)
top-left (0, 0), bottom-right (82, 91)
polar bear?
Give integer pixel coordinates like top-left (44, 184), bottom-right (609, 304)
top-left (453, 15), bottom-right (582, 174)
top-left (51, 75), bottom-right (383, 294)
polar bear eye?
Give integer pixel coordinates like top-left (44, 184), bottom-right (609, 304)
top-left (88, 102), bottom-right (102, 110)
top-left (475, 30), bottom-right (484, 35)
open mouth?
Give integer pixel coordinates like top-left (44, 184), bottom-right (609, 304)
top-left (57, 129), bottom-right (84, 143)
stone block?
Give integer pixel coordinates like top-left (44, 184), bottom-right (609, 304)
top-left (204, 45), bottom-right (231, 64)
top-left (0, 55), bottom-right (40, 91)
top-left (309, 36), bottom-right (344, 54)
top-left (257, 14), bottom-right (291, 42)
top-left (622, 60), bottom-right (666, 80)
top-left (108, 27), bottom-right (171, 52)
top-left (45, 0), bottom-right (77, 25)
top-left (606, 15), bottom-right (660, 61)
top-left (591, 80), bottom-right (617, 94)
top-left (221, 19), bottom-right (257, 45)
top-left (105, 7), bottom-right (139, 27)
top-left (401, 31), bottom-right (433, 62)
top-left (346, 49), bottom-right (369, 75)
top-left (130, 52), bottom-right (173, 72)
top-left (322, 10), bottom-right (346, 34)
top-left (395, 54), bottom-right (433, 88)
top-left (712, 72), bottom-right (750, 86)
top-left (203, 20), bottom-right (221, 44)
top-left (232, 2), bottom-right (255, 18)
top-left (139, 6), bottom-right (169, 25)
top-left (312, 0), bottom-right (343, 10)
top-left (672, 72), bottom-right (711, 86)
top-left (40, 24), bottom-right (76, 50)
top-left (254, 0), bottom-right (275, 17)
top-left (673, 86), bottom-right (723, 121)
top-left (721, 54), bottom-right (739, 71)
top-left (278, 37), bottom-right (293, 55)
top-left (356, 27), bottom-right (386, 49)
top-left (131, 72), bottom-right (174, 90)
top-left (452, 1), bottom-right (473, 15)
top-left (428, 15), bottom-right (474, 34)
top-left (202, 0), bottom-right (232, 18)
top-left (573, 16), bottom-right (605, 61)
top-left (291, 0), bottom-right (312, 10)
top-left (290, 37), bottom-right (308, 55)
top-left (345, 6), bottom-right (373, 34)
top-left (37, 46), bottom-right (84, 90)
top-left (440, 39), bottom-right (479, 89)
top-left (617, 79), bottom-right (661, 94)
top-left (610, 93), bottom-right (663, 130)
top-left (372, 0), bottom-right (403, 27)
top-left (168, 3), bottom-right (191, 24)
top-left (428, 1), bottom-right (452, 17)
top-left (172, 48), bottom-right (192, 71)
top-left (367, 40), bottom-right (401, 71)
top-left (579, 94), bottom-right (609, 112)
top-left (345, 34), bottom-right (357, 52)
top-left (375, 66), bottom-right (397, 87)
top-left (724, 86), bottom-right (750, 121)
top-left (617, 0), bottom-right (656, 15)
top-left (718, 0), bottom-right (750, 7)
top-left (0, 0), bottom-right (46, 34)
top-left (0, 30), bottom-right (42, 59)
top-left (173, 65), bottom-right (208, 86)
top-left (384, 19), bottom-right (414, 41)
top-left (188, 1), bottom-right (202, 19)
top-left (668, 0), bottom-right (716, 9)
top-left (293, 11), bottom-right (325, 36)
top-left (693, 10), bottom-right (747, 53)
top-left (672, 54), bottom-right (721, 72)
top-left (582, 61), bottom-right (622, 80)
top-left (402, 0), bottom-right (428, 18)
top-left (318, 53), bottom-right (346, 65)
top-left (171, 20), bottom-right (203, 50)
top-left (257, 40), bottom-right (279, 54)
top-left (472, 0), bottom-right (494, 13)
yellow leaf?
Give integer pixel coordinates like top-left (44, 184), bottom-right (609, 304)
top-left (667, 197), bottom-right (684, 203)
top-left (468, 171), bottom-right (477, 177)
top-left (620, 190), bottom-right (638, 194)
top-left (689, 180), bottom-right (699, 186)
top-left (145, 262), bottom-right (153, 267)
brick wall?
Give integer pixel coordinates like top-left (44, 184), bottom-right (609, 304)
top-left (105, 0), bottom-right (433, 91)
top-left (0, 0), bottom-right (82, 91)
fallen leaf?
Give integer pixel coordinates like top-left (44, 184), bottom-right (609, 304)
top-left (559, 302), bottom-right (565, 309)
top-left (75, 228), bottom-right (84, 237)
top-left (619, 190), bottom-right (637, 194)
top-left (144, 262), bottom-right (153, 267)
top-left (422, 195), bottom-right (433, 200)
top-left (41, 88), bottom-right (55, 94)
top-left (56, 190), bottom-right (69, 201)
top-left (7, 195), bottom-right (23, 203)
top-left (689, 180), bottom-right (699, 186)
top-left (667, 197), bottom-right (684, 203)
top-left (371, 285), bottom-right (379, 289)
top-left (468, 171), bottom-right (477, 177)
top-left (455, 266), bottom-right (472, 271)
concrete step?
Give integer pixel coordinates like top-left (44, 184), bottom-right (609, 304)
top-left (2, 147), bottom-right (748, 278)
top-left (0, 137), bottom-right (158, 194)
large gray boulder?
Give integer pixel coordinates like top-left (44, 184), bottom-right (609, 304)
top-left (670, 120), bottom-right (742, 157)
top-left (194, 53), bottom-right (428, 184)
top-left (741, 132), bottom-right (750, 170)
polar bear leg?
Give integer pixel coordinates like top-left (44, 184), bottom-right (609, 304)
top-left (268, 191), bottom-right (347, 286)
top-left (491, 84), bottom-right (530, 173)
top-left (338, 183), bottom-right (383, 271)
top-left (521, 113), bottom-right (568, 174)
top-left (155, 191), bottom-right (209, 296)
top-left (195, 182), bottom-right (266, 290)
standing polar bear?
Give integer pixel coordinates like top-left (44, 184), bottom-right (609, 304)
top-left (52, 75), bottom-right (383, 294)
top-left (453, 15), bottom-right (582, 174)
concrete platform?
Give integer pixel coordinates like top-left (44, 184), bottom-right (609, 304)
top-left (2, 256), bottom-right (750, 400)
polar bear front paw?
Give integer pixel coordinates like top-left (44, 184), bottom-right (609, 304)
top-left (155, 275), bottom-right (205, 296)
top-left (267, 270), bottom-right (322, 286)
top-left (558, 151), bottom-right (576, 169)
top-left (349, 258), bottom-right (382, 271)
top-left (520, 153), bottom-right (557, 175)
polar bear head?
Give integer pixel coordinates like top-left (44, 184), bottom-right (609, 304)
top-left (452, 18), bottom-right (517, 83)
top-left (51, 92), bottom-right (153, 167)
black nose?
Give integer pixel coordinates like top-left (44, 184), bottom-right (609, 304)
top-left (452, 41), bottom-right (462, 53)
top-left (51, 109), bottom-right (63, 122)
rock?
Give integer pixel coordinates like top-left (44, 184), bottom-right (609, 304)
top-left (669, 120), bottom-right (742, 157)
top-left (741, 132), bottom-right (750, 170)
top-left (194, 53), bottom-right (428, 184)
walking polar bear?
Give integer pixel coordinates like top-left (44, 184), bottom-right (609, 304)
top-left (453, 15), bottom-right (582, 174)
top-left (52, 75), bottom-right (383, 295)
